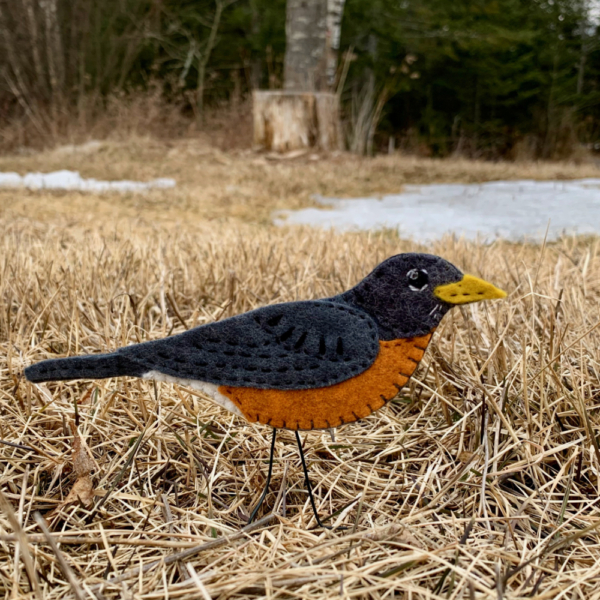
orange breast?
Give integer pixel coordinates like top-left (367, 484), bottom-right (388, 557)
top-left (218, 333), bottom-right (432, 431)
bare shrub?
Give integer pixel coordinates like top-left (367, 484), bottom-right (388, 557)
top-left (0, 87), bottom-right (253, 153)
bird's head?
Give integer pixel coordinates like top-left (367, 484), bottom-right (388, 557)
top-left (338, 253), bottom-right (506, 339)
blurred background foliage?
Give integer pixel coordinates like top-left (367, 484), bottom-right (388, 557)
top-left (0, 0), bottom-right (598, 158)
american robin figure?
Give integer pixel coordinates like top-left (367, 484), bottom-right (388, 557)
top-left (25, 253), bottom-right (505, 526)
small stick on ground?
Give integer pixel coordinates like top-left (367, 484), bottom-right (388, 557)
top-left (33, 512), bottom-right (85, 600)
top-left (0, 489), bottom-right (43, 600)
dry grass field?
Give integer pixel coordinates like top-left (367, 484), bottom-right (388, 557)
top-left (2, 137), bottom-right (600, 225)
top-left (2, 140), bottom-right (600, 598)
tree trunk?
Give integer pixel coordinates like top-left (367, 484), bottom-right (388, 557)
top-left (325, 0), bottom-right (345, 87)
top-left (196, 0), bottom-right (226, 123)
top-left (253, 90), bottom-right (341, 151)
top-left (253, 0), bottom-right (345, 152)
top-left (283, 0), bottom-right (328, 92)
top-left (249, 0), bottom-right (262, 89)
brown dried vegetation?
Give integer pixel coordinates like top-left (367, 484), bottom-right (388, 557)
top-left (1, 138), bottom-right (599, 226)
top-left (1, 143), bottom-right (600, 598)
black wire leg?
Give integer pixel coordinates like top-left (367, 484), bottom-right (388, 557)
top-left (248, 428), bottom-right (277, 523)
top-left (294, 430), bottom-right (333, 530)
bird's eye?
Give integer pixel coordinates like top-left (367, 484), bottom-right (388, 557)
top-left (407, 269), bottom-right (429, 291)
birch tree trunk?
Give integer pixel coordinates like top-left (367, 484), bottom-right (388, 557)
top-left (253, 0), bottom-right (345, 152)
top-left (325, 0), bottom-right (345, 88)
top-left (283, 0), bottom-right (328, 92)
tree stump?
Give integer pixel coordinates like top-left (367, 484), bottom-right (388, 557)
top-left (253, 90), bottom-right (342, 152)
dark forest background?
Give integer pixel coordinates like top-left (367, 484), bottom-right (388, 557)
top-left (0, 0), bottom-right (599, 158)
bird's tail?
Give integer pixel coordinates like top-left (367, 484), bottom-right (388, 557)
top-left (24, 352), bottom-right (145, 383)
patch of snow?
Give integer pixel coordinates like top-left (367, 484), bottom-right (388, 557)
top-left (0, 170), bottom-right (176, 193)
top-left (274, 179), bottom-right (600, 242)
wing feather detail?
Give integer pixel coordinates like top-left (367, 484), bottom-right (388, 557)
top-left (119, 301), bottom-right (380, 390)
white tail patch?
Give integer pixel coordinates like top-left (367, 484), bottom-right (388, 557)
top-left (142, 371), bottom-right (243, 418)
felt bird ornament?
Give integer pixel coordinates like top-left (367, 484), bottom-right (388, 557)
top-left (25, 253), bottom-right (506, 527)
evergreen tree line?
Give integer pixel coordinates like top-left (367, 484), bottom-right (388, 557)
top-left (0, 0), bottom-right (598, 158)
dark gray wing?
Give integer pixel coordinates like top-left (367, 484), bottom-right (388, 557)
top-left (119, 300), bottom-right (380, 390)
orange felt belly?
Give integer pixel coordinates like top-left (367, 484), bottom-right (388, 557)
top-left (218, 334), bottom-right (432, 431)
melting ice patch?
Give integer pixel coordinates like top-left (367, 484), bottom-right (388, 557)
top-left (275, 179), bottom-right (600, 242)
top-left (0, 170), bottom-right (176, 193)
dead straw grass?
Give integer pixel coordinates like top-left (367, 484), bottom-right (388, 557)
top-left (2, 212), bottom-right (600, 598)
top-left (1, 137), bottom-right (599, 226)
top-left (2, 140), bottom-right (600, 597)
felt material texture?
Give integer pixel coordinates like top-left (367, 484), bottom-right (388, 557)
top-left (25, 254), bottom-right (504, 415)
top-left (434, 274), bottom-right (507, 304)
top-left (335, 253), bottom-right (463, 340)
top-left (25, 353), bottom-right (146, 383)
top-left (219, 334), bottom-right (432, 430)
top-left (27, 300), bottom-right (380, 390)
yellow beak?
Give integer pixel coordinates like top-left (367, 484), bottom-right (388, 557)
top-left (434, 274), bottom-right (507, 305)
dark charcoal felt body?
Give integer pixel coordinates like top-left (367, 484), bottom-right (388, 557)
top-left (25, 300), bottom-right (380, 390)
top-left (25, 253), bottom-right (467, 390)
top-left (335, 253), bottom-right (463, 340)
top-left (25, 353), bottom-right (146, 383)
